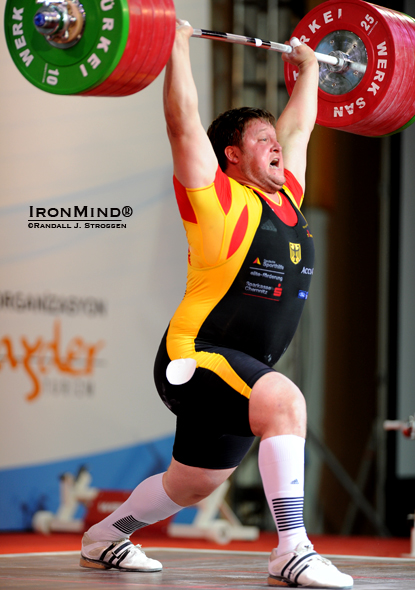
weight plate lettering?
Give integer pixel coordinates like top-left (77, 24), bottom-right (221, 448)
top-left (82, 0), bottom-right (151, 95)
top-left (4, 0), bottom-right (130, 94)
top-left (284, 0), bottom-right (415, 136)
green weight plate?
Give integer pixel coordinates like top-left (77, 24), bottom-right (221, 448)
top-left (4, 0), bottom-right (130, 94)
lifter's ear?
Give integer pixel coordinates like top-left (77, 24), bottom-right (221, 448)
top-left (224, 145), bottom-right (240, 165)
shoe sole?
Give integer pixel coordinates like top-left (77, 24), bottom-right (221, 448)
top-left (80, 556), bottom-right (110, 570)
top-left (80, 555), bottom-right (162, 572)
top-left (267, 574), bottom-right (353, 589)
top-left (268, 575), bottom-right (294, 587)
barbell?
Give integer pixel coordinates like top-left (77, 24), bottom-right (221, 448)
top-left (4, 0), bottom-right (415, 137)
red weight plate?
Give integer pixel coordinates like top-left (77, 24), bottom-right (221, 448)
top-left (89, 0), bottom-right (145, 96)
top-left (160, 0), bottom-right (176, 68)
top-left (150, 0), bottom-right (176, 80)
top-left (80, 0), bottom-right (147, 96)
top-left (284, 0), bottom-right (398, 135)
top-left (109, 0), bottom-right (157, 96)
top-left (76, 0), bottom-right (133, 96)
top-left (401, 14), bottom-right (415, 128)
top-left (381, 113), bottom-right (415, 137)
top-left (333, 4), bottom-right (415, 136)
top-left (98, 0), bottom-right (149, 95)
top-left (355, 7), bottom-right (409, 135)
top-left (142, 0), bottom-right (176, 90)
top-left (356, 7), bottom-right (411, 135)
top-left (120, 0), bottom-right (164, 94)
top-left (375, 11), bottom-right (415, 134)
top-left (119, 0), bottom-right (175, 94)
top-left (333, 9), bottom-right (401, 135)
top-left (79, 0), bottom-right (138, 96)
top-left (112, 0), bottom-right (162, 95)
top-left (283, 0), bottom-right (384, 124)
top-left (323, 1), bottom-right (397, 132)
top-left (361, 9), bottom-right (415, 136)
top-left (129, 0), bottom-right (167, 93)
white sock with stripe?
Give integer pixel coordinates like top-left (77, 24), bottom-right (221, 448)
top-left (258, 434), bottom-right (310, 555)
top-left (86, 472), bottom-right (182, 542)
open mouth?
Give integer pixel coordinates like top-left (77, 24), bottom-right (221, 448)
top-left (270, 158), bottom-right (279, 169)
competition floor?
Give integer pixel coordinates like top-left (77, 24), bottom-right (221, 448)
top-left (1, 533), bottom-right (414, 590)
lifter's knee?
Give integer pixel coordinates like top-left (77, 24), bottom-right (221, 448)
top-left (248, 372), bottom-right (306, 439)
top-left (163, 458), bottom-right (235, 507)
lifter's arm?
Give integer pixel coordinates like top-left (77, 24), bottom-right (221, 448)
top-left (277, 39), bottom-right (319, 192)
top-left (163, 20), bottom-right (218, 188)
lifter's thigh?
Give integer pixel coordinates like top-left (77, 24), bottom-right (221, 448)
top-left (163, 457), bottom-right (236, 507)
top-left (248, 371), bottom-right (306, 440)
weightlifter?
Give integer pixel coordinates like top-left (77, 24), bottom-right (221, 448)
top-left (80, 19), bottom-right (353, 589)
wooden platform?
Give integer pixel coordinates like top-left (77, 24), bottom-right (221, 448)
top-left (1, 547), bottom-right (414, 590)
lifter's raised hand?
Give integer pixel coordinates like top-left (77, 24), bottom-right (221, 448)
top-left (281, 37), bottom-right (318, 71)
top-left (175, 18), bottom-right (194, 38)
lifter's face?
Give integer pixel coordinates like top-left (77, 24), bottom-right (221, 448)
top-left (226, 119), bottom-right (286, 196)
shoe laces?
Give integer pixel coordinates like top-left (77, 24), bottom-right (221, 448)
top-left (298, 543), bottom-right (331, 567)
top-left (132, 543), bottom-right (146, 554)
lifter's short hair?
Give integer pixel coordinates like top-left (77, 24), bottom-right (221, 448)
top-left (207, 107), bottom-right (277, 172)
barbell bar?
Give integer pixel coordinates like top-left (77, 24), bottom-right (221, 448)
top-left (191, 28), bottom-right (367, 74)
top-left (4, 0), bottom-right (415, 137)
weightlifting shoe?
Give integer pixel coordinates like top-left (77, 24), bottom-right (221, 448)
top-left (268, 541), bottom-right (353, 588)
top-left (80, 533), bottom-right (162, 571)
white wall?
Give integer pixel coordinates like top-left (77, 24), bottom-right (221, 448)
top-left (0, 0), bottom-right (212, 529)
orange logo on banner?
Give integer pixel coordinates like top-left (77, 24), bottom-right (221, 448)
top-left (0, 319), bottom-right (105, 402)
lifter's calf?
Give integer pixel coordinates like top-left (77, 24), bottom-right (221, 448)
top-left (162, 457), bottom-right (236, 506)
top-left (249, 372), bottom-right (306, 439)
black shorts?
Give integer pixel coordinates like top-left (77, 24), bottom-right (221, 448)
top-left (153, 330), bottom-right (274, 469)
